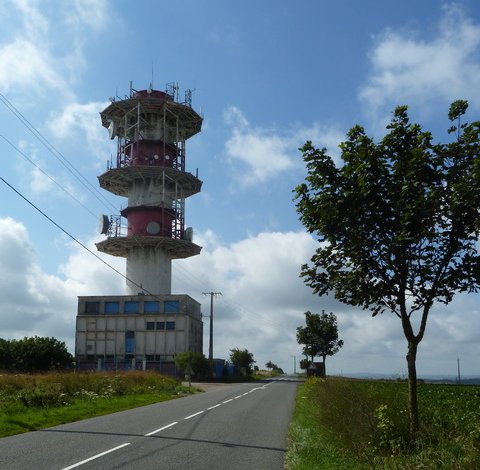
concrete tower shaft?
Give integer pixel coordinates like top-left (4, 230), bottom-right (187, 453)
top-left (95, 85), bottom-right (202, 295)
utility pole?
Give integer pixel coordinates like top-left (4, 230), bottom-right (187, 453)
top-left (457, 357), bottom-right (461, 384)
top-left (203, 291), bottom-right (222, 377)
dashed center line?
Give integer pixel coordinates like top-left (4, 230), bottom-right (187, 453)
top-left (207, 403), bottom-right (222, 410)
top-left (144, 421), bottom-right (178, 437)
top-left (61, 443), bottom-right (131, 470)
top-left (60, 382), bottom-right (275, 469)
top-left (184, 410), bottom-right (205, 420)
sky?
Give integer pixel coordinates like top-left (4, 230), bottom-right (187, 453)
top-left (1, 0), bottom-right (480, 378)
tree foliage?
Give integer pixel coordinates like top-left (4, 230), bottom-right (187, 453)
top-left (229, 348), bottom-right (256, 376)
top-left (299, 358), bottom-right (310, 370)
top-left (296, 310), bottom-right (343, 375)
top-left (174, 351), bottom-right (209, 378)
top-left (294, 101), bottom-right (480, 437)
top-left (0, 336), bottom-right (73, 372)
top-left (265, 360), bottom-right (284, 374)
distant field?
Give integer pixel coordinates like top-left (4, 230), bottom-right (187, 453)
top-left (286, 377), bottom-right (480, 469)
top-left (0, 371), bottom-right (194, 437)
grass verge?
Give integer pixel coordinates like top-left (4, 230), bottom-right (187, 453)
top-left (285, 378), bottom-right (365, 469)
top-left (286, 377), bottom-right (480, 469)
top-left (0, 371), bottom-right (195, 438)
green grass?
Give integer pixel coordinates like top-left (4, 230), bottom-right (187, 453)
top-left (0, 371), bottom-right (195, 437)
top-left (286, 377), bottom-right (480, 469)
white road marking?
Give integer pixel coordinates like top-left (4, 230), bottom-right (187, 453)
top-left (207, 403), bottom-right (222, 410)
top-left (184, 410), bottom-right (205, 420)
top-left (61, 442), bottom-right (131, 470)
top-left (144, 421), bottom-right (178, 437)
top-left (60, 381), bottom-right (279, 469)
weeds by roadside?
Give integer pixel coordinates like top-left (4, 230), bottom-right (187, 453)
top-left (0, 371), bottom-right (193, 437)
top-left (286, 377), bottom-right (480, 469)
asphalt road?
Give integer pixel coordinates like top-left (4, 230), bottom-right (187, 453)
top-left (0, 377), bottom-right (299, 469)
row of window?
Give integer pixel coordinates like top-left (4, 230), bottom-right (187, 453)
top-left (84, 300), bottom-right (180, 315)
top-left (146, 321), bottom-right (175, 330)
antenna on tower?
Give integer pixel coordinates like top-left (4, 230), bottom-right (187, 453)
top-left (150, 61), bottom-right (154, 90)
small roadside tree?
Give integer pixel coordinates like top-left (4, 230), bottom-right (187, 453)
top-left (299, 358), bottom-right (310, 371)
top-left (229, 348), bottom-right (255, 376)
top-left (175, 351), bottom-right (209, 379)
top-left (294, 101), bottom-right (480, 439)
top-left (296, 310), bottom-right (343, 376)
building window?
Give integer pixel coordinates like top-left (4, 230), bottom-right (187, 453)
top-left (166, 321), bottom-right (175, 330)
top-left (164, 300), bottom-right (180, 313)
top-left (125, 301), bottom-right (140, 313)
top-left (104, 301), bottom-right (120, 314)
top-left (125, 331), bottom-right (135, 353)
top-left (146, 322), bottom-right (155, 330)
top-left (144, 301), bottom-right (159, 313)
top-left (85, 302), bottom-right (99, 314)
top-left (156, 321), bottom-right (165, 330)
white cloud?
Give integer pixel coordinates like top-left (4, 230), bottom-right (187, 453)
top-left (223, 106), bottom-right (294, 186)
top-left (47, 101), bottom-right (112, 163)
top-left (223, 106), bottom-right (344, 186)
top-left (360, 4), bottom-right (480, 121)
top-left (0, 38), bottom-right (72, 98)
top-left (0, 0), bottom-right (110, 99)
top-left (67, 0), bottom-right (110, 32)
top-left (9, 0), bottom-right (50, 40)
top-left (0, 217), bottom-right (124, 350)
top-left (58, 235), bottom-right (125, 297)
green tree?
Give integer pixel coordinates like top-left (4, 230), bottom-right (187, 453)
top-left (0, 338), bottom-right (12, 370)
top-left (299, 358), bottom-right (311, 370)
top-left (0, 336), bottom-right (73, 372)
top-left (175, 351), bottom-right (209, 378)
top-left (294, 101), bottom-right (480, 438)
top-left (296, 310), bottom-right (343, 376)
top-left (229, 348), bottom-right (255, 376)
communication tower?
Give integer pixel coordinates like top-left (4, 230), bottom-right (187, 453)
top-left (96, 83), bottom-right (202, 294)
top-left (74, 83), bottom-right (204, 373)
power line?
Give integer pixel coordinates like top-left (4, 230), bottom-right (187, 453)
top-left (0, 174), bottom-right (160, 300)
top-left (0, 93), bottom-right (117, 214)
top-left (174, 262), bottom-right (293, 333)
top-left (0, 134), bottom-right (98, 219)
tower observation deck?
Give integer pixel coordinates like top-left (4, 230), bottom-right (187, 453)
top-left (96, 84), bottom-right (203, 295)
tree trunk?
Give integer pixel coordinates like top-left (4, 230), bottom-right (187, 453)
top-left (406, 340), bottom-right (419, 440)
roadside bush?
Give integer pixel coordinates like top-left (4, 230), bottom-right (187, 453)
top-left (0, 336), bottom-right (73, 372)
top-left (17, 382), bottom-right (70, 407)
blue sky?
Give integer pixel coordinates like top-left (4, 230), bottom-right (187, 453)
top-left (1, 0), bottom-right (480, 377)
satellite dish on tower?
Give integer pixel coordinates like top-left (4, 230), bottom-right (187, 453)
top-left (146, 221), bottom-right (160, 235)
top-left (107, 119), bottom-right (116, 139)
top-left (98, 215), bottom-right (110, 235)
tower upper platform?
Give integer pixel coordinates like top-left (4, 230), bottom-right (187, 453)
top-left (100, 89), bottom-right (202, 144)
